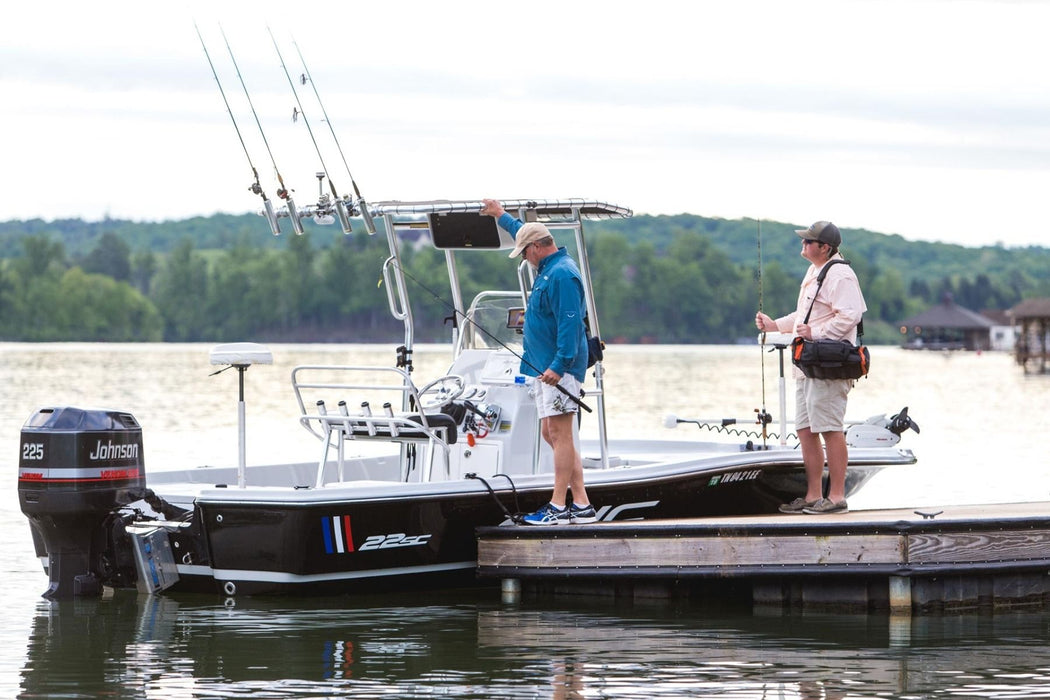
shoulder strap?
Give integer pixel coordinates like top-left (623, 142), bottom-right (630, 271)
top-left (802, 259), bottom-right (854, 326)
top-left (816, 258), bottom-right (850, 284)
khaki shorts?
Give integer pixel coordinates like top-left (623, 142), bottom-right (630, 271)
top-left (528, 374), bottom-right (583, 419)
top-left (795, 377), bottom-right (851, 434)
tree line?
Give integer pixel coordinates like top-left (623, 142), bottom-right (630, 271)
top-left (1, 213), bottom-right (1047, 344)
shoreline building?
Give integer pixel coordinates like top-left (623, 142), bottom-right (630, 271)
top-left (898, 294), bottom-right (993, 351)
top-left (1009, 298), bottom-right (1050, 374)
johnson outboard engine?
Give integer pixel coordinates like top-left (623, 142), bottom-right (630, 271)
top-left (18, 407), bottom-right (146, 598)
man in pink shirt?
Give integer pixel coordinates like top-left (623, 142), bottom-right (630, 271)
top-left (755, 221), bottom-right (867, 514)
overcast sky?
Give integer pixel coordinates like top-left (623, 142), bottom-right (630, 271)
top-left (3, 0), bottom-right (1049, 248)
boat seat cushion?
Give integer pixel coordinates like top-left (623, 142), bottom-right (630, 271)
top-left (407, 413), bottom-right (458, 445)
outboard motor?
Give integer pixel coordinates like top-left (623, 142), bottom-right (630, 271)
top-left (17, 407), bottom-right (146, 599)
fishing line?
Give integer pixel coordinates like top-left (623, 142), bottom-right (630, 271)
top-left (387, 258), bottom-right (592, 413)
top-left (267, 26), bottom-right (354, 234)
top-left (219, 26), bottom-right (304, 235)
top-left (194, 22), bottom-right (281, 236)
top-left (292, 39), bottom-right (376, 235)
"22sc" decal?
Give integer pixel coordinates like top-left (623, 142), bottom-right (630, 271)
top-left (359, 533), bottom-right (432, 551)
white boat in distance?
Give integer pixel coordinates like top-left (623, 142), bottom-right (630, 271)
top-left (18, 198), bottom-right (918, 598)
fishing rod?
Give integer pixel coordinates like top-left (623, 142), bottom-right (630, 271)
top-left (292, 39), bottom-right (376, 235)
top-left (389, 258), bottom-right (592, 413)
top-left (267, 27), bottom-right (354, 235)
top-left (757, 218), bottom-right (768, 448)
top-left (755, 219), bottom-right (790, 446)
top-left (194, 22), bottom-right (281, 236)
top-left (220, 26), bottom-right (304, 235)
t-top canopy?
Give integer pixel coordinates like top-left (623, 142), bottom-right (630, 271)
top-left (369, 198), bottom-right (632, 221)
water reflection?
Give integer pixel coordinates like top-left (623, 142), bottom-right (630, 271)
top-left (18, 592), bottom-right (1050, 699)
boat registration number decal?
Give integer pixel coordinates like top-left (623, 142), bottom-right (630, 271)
top-left (708, 469), bottom-right (763, 486)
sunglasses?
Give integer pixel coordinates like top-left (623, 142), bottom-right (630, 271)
top-left (802, 239), bottom-right (821, 246)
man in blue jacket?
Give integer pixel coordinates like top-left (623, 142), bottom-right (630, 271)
top-left (481, 199), bottom-right (597, 525)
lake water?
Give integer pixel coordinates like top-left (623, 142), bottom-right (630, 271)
top-left (3, 343), bottom-right (1050, 699)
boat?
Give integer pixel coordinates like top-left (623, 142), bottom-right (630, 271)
top-left (17, 198), bottom-right (919, 598)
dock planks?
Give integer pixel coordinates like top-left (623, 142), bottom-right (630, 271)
top-left (476, 502), bottom-right (1050, 612)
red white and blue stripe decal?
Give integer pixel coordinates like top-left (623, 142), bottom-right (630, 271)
top-left (322, 515), bottom-right (355, 554)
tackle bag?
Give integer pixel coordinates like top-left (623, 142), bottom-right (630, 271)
top-left (790, 259), bottom-right (870, 380)
top-left (791, 337), bottom-right (870, 380)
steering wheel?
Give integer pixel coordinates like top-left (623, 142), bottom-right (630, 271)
top-left (416, 374), bottom-right (466, 410)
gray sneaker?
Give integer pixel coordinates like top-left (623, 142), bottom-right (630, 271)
top-left (569, 503), bottom-right (598, 524)
top-left (802, 498), bottom-right (848, 514)
top-left (778, 497), bottom-right (820, 514)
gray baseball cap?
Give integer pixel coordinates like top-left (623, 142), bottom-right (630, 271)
top-left (796, 221), bottom-right (841, 247)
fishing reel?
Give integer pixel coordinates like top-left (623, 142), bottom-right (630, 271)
top-left (309, 172), bottom-right (371, 234)
top-left (312, 172), bottom-right (337, 225)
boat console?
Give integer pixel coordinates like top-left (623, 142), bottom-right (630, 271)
top-left (291, 347), bottom-right (544, 486)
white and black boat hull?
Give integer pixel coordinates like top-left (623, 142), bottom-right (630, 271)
top-left (157, 452), bottom-right (891, 596)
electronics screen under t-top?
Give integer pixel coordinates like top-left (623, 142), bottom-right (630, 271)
top-left (428, 213), bottom-right (503, 249)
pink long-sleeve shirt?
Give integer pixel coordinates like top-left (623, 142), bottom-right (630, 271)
top-left (775, 256), bottom-right (867, 344)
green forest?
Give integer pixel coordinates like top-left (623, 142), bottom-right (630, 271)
top-left (1, 212), bottom-right (1048, 345)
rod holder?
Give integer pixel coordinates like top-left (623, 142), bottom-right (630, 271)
top-left (337, 400), bottom-right (353, 438)
top-left (285, 196), bottom-right (305, 235)
top-left (384, 401), bottom-right (399, 437)
top-left (359, 198), bottom-right (377, 235)
top-left (263, 199), bottom-right (281, 236)
top-left (334, 199), bottom-right (353, 234)
top-left (361, 401), bottom-right (376, 436)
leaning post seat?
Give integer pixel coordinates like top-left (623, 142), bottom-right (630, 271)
top-left (290, 365), bottom-right (461, 486)
top-left (404, 413), bottom-right (459, 444)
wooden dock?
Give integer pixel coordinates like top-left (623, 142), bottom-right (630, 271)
top-left (476, 502), bottom-right (1050, 613)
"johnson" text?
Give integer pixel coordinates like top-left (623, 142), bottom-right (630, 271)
top-left (89, 440), bottom-right (139, 461)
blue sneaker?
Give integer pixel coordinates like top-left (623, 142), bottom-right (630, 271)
top-left (569, 503), bottom-right (598, 524)
top-left (522, 502), bottom-right (569, 526)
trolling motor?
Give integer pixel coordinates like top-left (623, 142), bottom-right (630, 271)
top-left (844, 407), bottom-right (920, 447)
